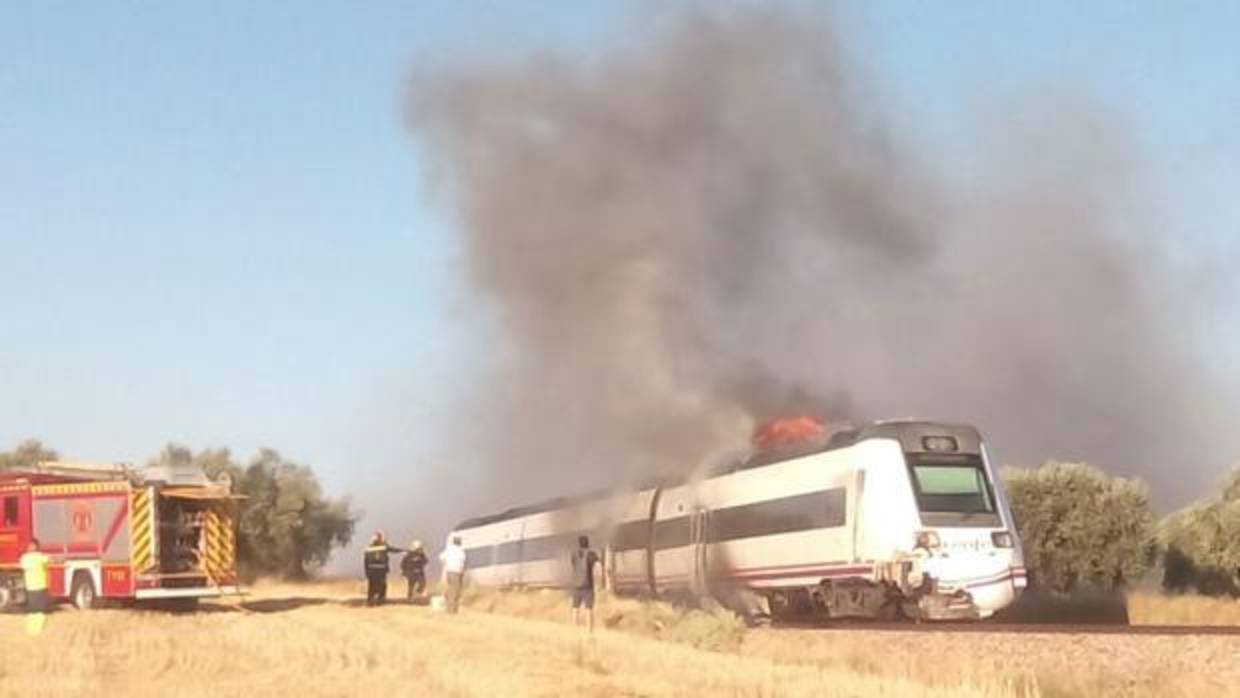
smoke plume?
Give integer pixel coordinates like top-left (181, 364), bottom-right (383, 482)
top-left (404, 7), bottom-right (1232, 519)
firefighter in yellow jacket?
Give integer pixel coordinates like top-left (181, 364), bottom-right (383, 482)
top-left (363, 531), bottom-right (405, 606)
top-left (21, 538), bottom-right (52, 635)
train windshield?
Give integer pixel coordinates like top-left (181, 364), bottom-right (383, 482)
top-left (907, 455), bottom-right (1001, 527)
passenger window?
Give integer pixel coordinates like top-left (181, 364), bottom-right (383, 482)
top-left (2, 497), bottom-right (17, 527)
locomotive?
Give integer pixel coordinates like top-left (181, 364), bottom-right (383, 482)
top-left (451, 420), bottom-right (1026, 621)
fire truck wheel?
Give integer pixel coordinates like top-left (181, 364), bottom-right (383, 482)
top-left (71, 573), bottom-right (97, 610)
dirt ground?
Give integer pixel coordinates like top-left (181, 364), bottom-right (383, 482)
top-left (1, 582), bottom-right (1236, 698)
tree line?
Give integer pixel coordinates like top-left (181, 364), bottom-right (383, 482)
top-left (3, 437), bottom-right (1239, 595)
top-left (0, 439), bottom-right (358, 580)
top-left (1004, 461), bottom-right (1240, 596)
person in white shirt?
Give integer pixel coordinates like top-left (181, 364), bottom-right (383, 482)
top-left (439, 535), bottom-right (466, 614)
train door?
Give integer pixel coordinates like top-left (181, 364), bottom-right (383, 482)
top-left (603, 542), bottom-right (614, 592)
top-left (515, 519), bottom-right (526, 587)
top-left (689, 507), bottom-right (711, 598)
top-left (847, 469), bottom-right (866, 562)
top-left (645, 487), bottom-right (663, 595)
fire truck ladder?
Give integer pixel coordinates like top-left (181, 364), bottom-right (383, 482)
top-left (29, 461), bottom-right (133, 482)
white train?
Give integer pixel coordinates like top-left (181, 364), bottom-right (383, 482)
top-left (451, 420), bottom-right (1027, 620)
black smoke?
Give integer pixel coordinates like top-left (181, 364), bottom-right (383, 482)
top-left (403, 6), bottom-right (1234, 522)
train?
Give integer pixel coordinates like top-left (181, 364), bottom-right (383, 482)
top-left (450, 419), bottom-right (1027, 621)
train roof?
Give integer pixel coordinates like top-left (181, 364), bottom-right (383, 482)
top-left (453, 488), bottom-right (619, 531)
top-left (452, 419), bottom-right (982, 531)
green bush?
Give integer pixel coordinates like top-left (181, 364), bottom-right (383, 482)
top-left (1003, 462), bottom-right (1156, 592)
top-left (1161, 467), bottom-right (1240, 596)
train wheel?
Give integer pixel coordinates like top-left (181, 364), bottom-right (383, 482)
top-left (71, 573), bottom-right (97, 610)
top-left (901, 600), bottom-right (922, 622)
top-left (877, 598), bottom-right (901, 621)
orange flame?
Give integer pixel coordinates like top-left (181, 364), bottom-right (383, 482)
top-left (751, 416), bottom-right (825, 451)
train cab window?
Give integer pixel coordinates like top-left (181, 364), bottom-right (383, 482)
top-left (911, 463), bottom-right (993, 511)
top-left (2, 496), bottom-right (17, 527)
top-left (907, 456), bottom-right (1000, 526)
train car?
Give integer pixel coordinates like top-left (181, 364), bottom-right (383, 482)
top-left (451, 420), bottom-right (1026, 621)
top-left (0, 461), bottom-right (240, 610)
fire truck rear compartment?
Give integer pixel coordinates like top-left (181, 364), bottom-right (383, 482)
top-left (158, 497), bottom-right (209, 575)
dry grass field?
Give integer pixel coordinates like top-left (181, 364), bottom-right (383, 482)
top-left (2, 582), bottom-right (1238, 698)
top-left (466, 585), bottom-right (1240, 698)
top-left (1128, 590), bottom-right (1240, 626)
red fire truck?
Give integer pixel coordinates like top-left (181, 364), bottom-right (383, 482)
top-left (0, 461), bottom-right (240, 610)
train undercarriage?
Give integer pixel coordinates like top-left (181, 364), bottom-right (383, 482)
top-left (759, 562), bottom-right (984, 623)
top-left (764, 580), bottom-right (979, 622)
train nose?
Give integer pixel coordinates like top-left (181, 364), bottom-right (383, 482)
top-left (916, 588), bottom-right (981, 621)
top-left (915, 553), bottom-right (1023, 619)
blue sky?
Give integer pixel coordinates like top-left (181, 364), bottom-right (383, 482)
top-left (2, 2), bottom-right (628, 478)
top-left (3, 2), bottom-right (1237, 547)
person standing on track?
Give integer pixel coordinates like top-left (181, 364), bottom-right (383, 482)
top-left (439, 535), bottom-right (466, 614)
top-left (363, 531), bottom-right (404, 606)
top-left (569, 535), bottom-right (601, 632)
top-left (401, 539), bottom-right (429, 602)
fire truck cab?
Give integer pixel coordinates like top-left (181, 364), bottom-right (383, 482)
top-left (0, 461), bottom-right (240, 610)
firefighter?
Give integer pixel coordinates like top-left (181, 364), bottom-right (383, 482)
top-left (400, 540), bottom-right (429, 602)
top-left (20, 538), bottom-right (52, 635)
top-left (363, 531), bottom-right (404, 606)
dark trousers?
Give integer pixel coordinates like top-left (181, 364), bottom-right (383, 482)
top-left (366, 572), bottom-right (387, 606)
top-left (26, 589), bottom-right (50, 613)
top-left (406, 575), bottom-right (426, 600)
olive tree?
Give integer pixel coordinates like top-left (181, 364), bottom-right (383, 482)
top-left (1162, 467), bottom-right (1240, 596)
top-left (1002, 462), bottom-right (1156, 592)
top-left (151, 444), bottom-right (358, 580)
top-left (0, 439), bottom-right (59, 471)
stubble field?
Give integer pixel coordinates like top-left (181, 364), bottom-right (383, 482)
top-left (1, 581), bottom-right (1238, 698)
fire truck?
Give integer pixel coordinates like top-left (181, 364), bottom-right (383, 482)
top-left (0, 460), bottom-right (240, 610)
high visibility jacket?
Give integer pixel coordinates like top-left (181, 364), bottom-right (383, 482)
top-left (20, 551), bottom-right (50, 592)
top-left (364, 544), bottom-right (402, 574)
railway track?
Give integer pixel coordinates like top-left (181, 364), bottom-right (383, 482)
top-left (773, 619), bottom-right (1240, 636)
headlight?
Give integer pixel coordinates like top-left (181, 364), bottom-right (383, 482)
top-left (921, 435), bottom-right (958, 452)
top-left (991, 531), bottom-right (1014, 548)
